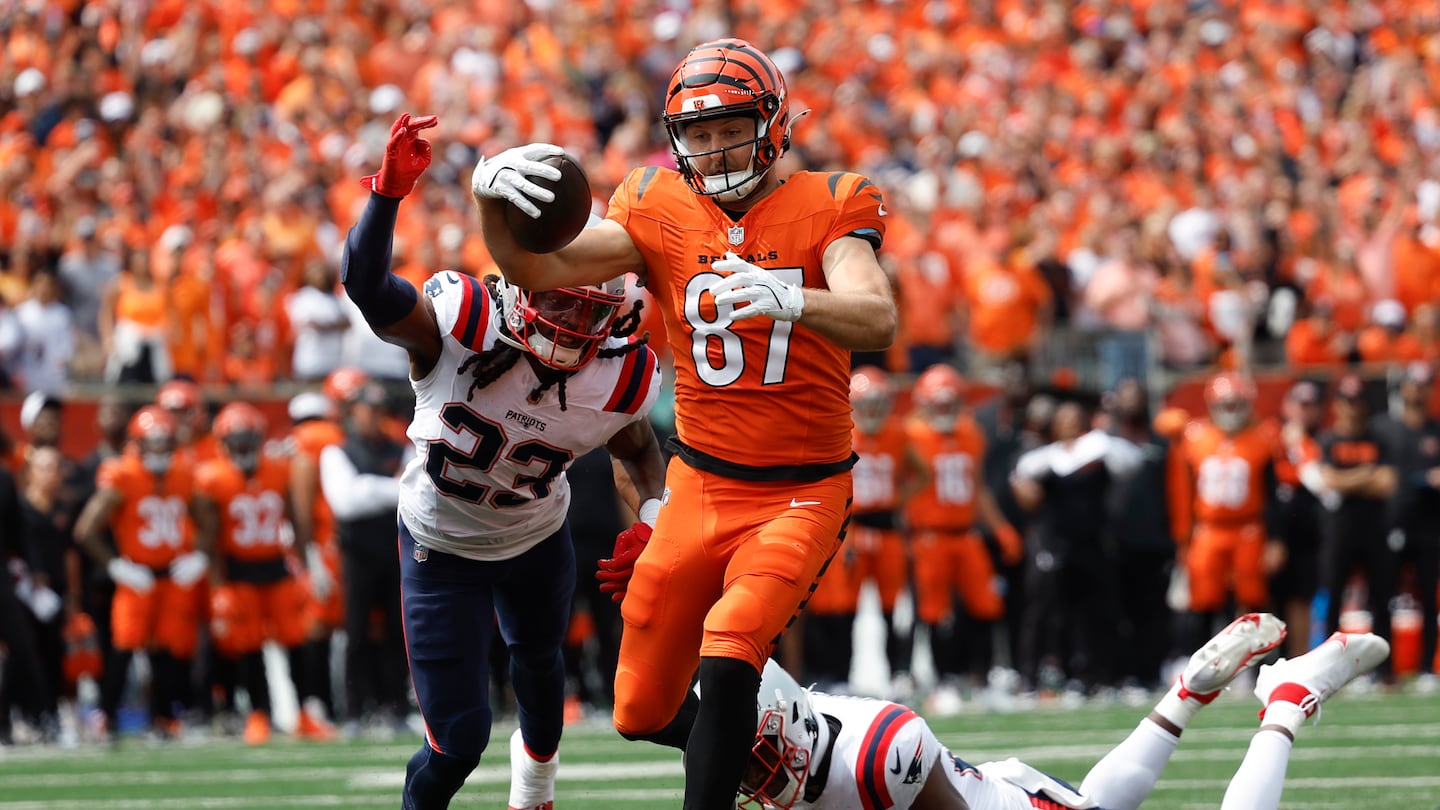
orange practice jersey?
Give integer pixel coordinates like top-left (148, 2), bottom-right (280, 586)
top-left (904, 415), bottom-right (987, 531)
top-left (98, 452), bottom-right (195, 568)
top-left (195, 452), bottom-right (293, 562)
top-left (1171, 421), bottom-right (1277, 535)
top-left (852, 421), bottom-right (909, 514)
top-left (290, 420), bottom-right (344, 547)
top-left (608, 168), bottom-right (887, 468)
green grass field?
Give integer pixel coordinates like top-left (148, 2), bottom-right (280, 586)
top-left (2, 688), bottom-right (1437, 809)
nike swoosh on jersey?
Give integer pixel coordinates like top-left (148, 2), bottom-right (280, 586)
top-left (790, 498), bottom-right (822, 507)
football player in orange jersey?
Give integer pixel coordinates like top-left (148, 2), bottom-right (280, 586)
top-left (903, 364), bottom-right (1022, 697)
top-left (806, 367), bottom-right (927, 691)
top-left (1169, 373), bottom-right (1286, 646)
top-left (472, 38), bottom-right (896, 809)
top-left (286, 385), bottom-right (349, 728)
top-left (191, 402), bottom-right (332, 744)
top-left (74, 406), bottom-right (202, 739)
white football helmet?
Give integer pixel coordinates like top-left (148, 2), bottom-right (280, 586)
top-left (739, 660), bottom-right (820, 810)
top-left (494, 276), bottom-right (626, 370)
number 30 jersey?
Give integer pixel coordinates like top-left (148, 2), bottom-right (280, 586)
top-left (398, 271), bottom-right (661, 562)
top-left (608, 168), bottom-right (886, 470)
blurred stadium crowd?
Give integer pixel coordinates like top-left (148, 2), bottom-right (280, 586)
top-left (2, 0), bottom-right (1440, 744)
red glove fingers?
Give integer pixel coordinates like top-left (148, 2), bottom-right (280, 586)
top-left (363, 113), bottom-right (439, 198)
top-left (597, 523), bottom-right (653, 603)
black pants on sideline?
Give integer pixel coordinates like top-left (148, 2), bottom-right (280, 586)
top-left (342, 541), bottom-right (407, 722)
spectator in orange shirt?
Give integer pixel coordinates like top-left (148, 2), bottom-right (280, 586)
top-left (961, 225), bottom-right (1053, 381)
top-left (221, 321), bottom-right (277, 394)
top-left (1285, 297), bottom-right (1350, 369)
top-left (1357, 300), bottom-right (1410, 364)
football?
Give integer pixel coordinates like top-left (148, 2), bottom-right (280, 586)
top-left (503, 152), bottom-right (592, 254)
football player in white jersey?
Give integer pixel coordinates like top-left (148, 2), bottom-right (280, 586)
top-left (341, 114), bottom-right (667, 810)
top-left (740, 614), bottom-right (1389, 810)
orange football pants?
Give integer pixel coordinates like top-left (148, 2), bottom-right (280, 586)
top-left (1186, 521), bottom-right (1268, 612)
top-left (218, 577), bottom-right (312, 655)
top-left (112, 579), bottom-right (202, 658)
top-left (807, 526), bottom-right (907, 615)
top-left (304, 543), bottom-right (345, 630)
top-left (612, 458), bottom-right (851, 736)
top-left (910, 530), bottom-right (1003, 624)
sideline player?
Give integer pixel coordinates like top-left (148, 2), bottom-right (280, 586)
top-left (739, 614), bottom-right (1388, 810)
top-left (1169, 373), bottom-right (1283, 648)
top-left (472, 38), bottom-right (897, 810)
top-left (342, 113), bottom-right (668, 810)
top-left (74, 406), bottom-right (202, 739)
top-left (192, 403), bottom-right (333, 744)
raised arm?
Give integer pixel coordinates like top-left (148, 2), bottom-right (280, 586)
top-left (471, 144), bottom-right (645, 290)
top-left (341, 114), bottom-right (443, 376)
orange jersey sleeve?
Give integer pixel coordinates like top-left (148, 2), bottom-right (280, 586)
top-left (102, 454), bottom-right (194, 568)
top-left (851, 420), bottom-right (909, 513)
top-left (903, 416), bottom-right (985, 530)
top-left (608, 167), bottom-right (886, 469)
top-left (197, 455), bottom-right (293, 562)
top-left (290, 420), bottom-right (344, 546)
top-left (1182, 421), bottom-right (1276, 525)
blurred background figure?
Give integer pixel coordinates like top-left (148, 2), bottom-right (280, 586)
top-left (1011, 398), bottom-right (1142, 695)
top-left (905, 364), bottom-right (1020, 711)
top-left (319, 373), bottom-right (410, 738)
top-left (1318, 375), bottom-right (1398, 679)
top-left (285, 261), bottom-right (351, 383)
top-left (1372, 363), bottom-right (1440, 689)
top-left (1168, 373), bottom-right (1284, 654)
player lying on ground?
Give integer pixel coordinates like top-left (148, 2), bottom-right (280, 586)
top-left (739, 613), bottom-right (1389, 810)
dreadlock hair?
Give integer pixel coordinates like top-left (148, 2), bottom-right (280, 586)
top-left (457, 278), bottom-right (652, 411)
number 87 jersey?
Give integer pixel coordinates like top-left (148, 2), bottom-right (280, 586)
top-left (607, 167), bottom-right (886, 470)
top-left (397, 272), bottom-right (661, 562)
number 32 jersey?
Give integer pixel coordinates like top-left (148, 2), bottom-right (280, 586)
top-left (397, 271), bottom-right (661, 562)
top-left (608, 168), bottom-right (886, 469)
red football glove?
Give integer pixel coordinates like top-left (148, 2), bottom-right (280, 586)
top-left (362, 113), bottom-right (438, 198)
top-left (597, 523), bottom-right (653, 604)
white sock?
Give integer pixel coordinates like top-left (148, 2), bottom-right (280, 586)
top-left (1152, 682), bottom-right (1204, 730)
top-left (1219, 729), bottom-right (1292, 810)
top-left (1079, 719), bottom-right (1179, 810)
top-left (508, 730), bottom-right (558, 808)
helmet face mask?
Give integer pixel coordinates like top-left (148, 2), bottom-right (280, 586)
top-left (849, 366), bottom-right (893, 435)
top-left (213, 403), bottom-right (268, 474)
top-left (496, 279), bottom-right (625, 371)
top-left (128, 406), bottom-right (178, 475)
top-left (664, 38), bottom-right (790, 204)
top-left (739, 661), bottom-right (819, 810)
top-left (1204, 373), bottom-right (1255, 434)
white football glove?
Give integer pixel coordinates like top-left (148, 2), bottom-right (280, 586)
top-left (306, 545), bottom-right (333, 602)
top-left (27, 585), bottom-right (62, 622)
top-left (707, 252), bottom-right (805, 322)
top-left (107, 557), bottom-right (155, 593)
top-left (471, 143), bottom-right (565, 219)
top-left (169, 551), bottom-right (209, 588)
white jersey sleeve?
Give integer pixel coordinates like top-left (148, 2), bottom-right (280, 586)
top-left (397, 271), bottom-right (661, 562)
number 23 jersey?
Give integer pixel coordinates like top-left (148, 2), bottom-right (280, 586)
top-left (608, 168), bottom-right (886, 469)
top-left (398, 272), bottom-right (661, 562)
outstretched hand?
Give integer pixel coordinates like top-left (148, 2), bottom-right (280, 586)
top-left (364, 113), bottom-right (439, 198)
top-left (597, 523), bottom-right (653, 604)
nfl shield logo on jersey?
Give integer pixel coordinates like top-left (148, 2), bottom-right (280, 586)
top-left (413, 544), bottom-right (429, 563)
top-left (728, 225), bottom-right (745, 245)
